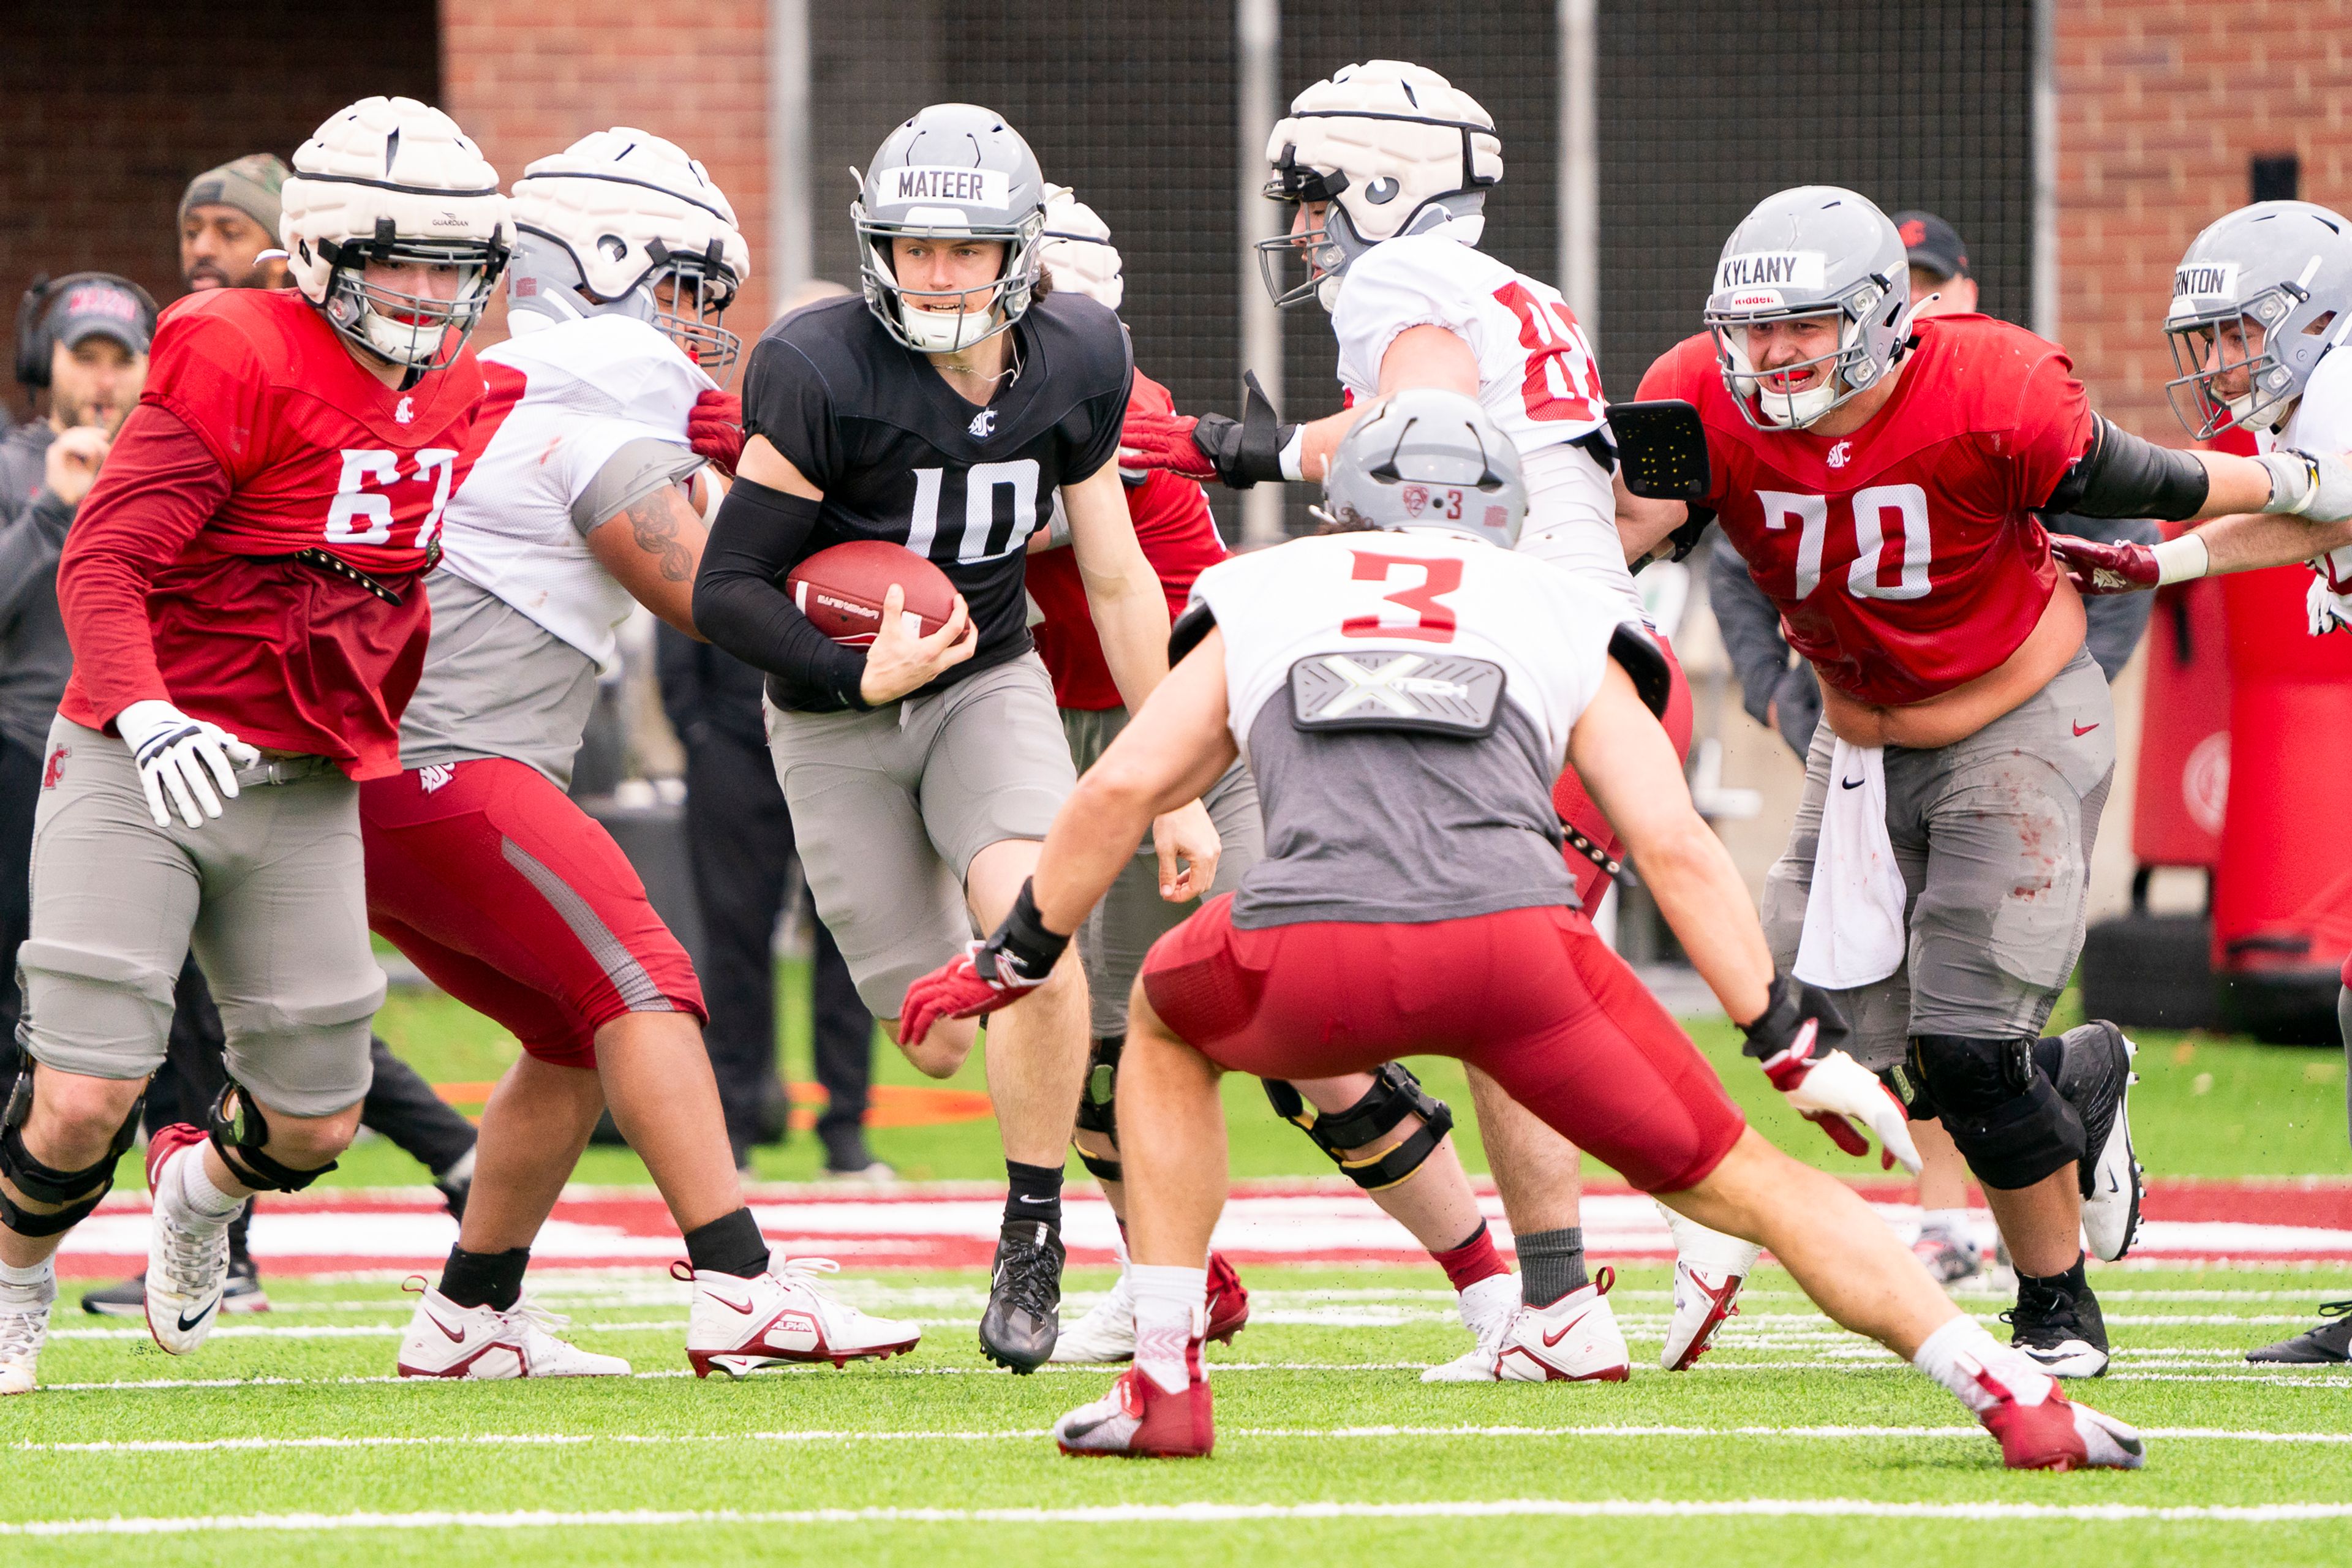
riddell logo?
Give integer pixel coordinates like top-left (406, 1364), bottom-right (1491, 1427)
top-left (41, 745), bottom-right (67, 789)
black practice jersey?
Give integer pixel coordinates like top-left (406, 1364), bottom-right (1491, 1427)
top-left (740, 293), bottom-right (1134, 710)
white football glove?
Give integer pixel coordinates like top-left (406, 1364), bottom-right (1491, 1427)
top-left (115, 699), bottom-right (261, 830)
top-left (2307, 573), bottom-right (2352, 638)
top-left (1780, 1047), bottom-right (1923, 1175)
top-left (2256, 448), bottom-right (2352, 522)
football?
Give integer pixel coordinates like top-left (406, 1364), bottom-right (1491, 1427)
top-left (784, 540), bottom-right (958, 647)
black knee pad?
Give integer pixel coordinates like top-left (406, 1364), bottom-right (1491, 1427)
top-left (1263, 1061), bottom-right (1455, 1191)
top-left (1908, 1034), bottom-right (2085, 1191)
top-left (1074, 1036), bottom-right (1123, 1183)
top-left (0, 1063), bottom-right (143, 1237)
top-left (207, 1080), bottom-right (337, 1193)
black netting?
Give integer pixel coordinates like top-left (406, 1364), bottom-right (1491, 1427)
top-left (1597, 0), bottom-right (2035, 391)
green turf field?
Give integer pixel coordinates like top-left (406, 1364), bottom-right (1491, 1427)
top-left (21, 968), bottom-right (2352, 1562)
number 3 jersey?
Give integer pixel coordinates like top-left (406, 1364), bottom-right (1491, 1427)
top-left (1640, 314), bottom-right (2092, 707)
top-left (1187, 527), bottom-right (1631, 929)
top-left (739, 292), bottom-right (1133, 711)
top-left (58, 287), bottom-right (486, 778)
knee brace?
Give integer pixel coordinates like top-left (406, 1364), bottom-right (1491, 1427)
top-left (207, 1080), bottom-right (337, 1193)
top-left (1074, 1035), bottom-right (1123, 1184)
top-left (0, 1063), bottom-right (143, 1237)
top-left (1907, 1034), bottom-right (2085, 1191)
top-left (1263, 1061), bottom-right (1455, 1192)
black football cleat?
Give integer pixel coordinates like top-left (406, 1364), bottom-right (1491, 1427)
top-left (2054, 1020), bottom-right (2144, 1261)
top-left (2247, 1300), bottom-right (2352, 1364)
top-left (82, 1254), bottom-right (270, 1318)
top-left (2003, 1268), bottom-right (2109, 1378)
top-left (980, 1219), bottom-right (1064, 1373)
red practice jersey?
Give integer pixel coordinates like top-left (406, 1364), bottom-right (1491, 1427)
top-left (58, 288), bottom-right (486, 778)
top-left (1641, 314), bottom-right (2092, 706)
top-left (1028, 370), bottom-right (1228, 710)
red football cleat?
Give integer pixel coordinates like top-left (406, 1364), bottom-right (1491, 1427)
top-left (1977, 1365), bottom-right (2146, 1471)
top-left (1053, 1340), bottom-right (1214, 1457)
top-left (1204, 1251), bottom-right (1250, 1347)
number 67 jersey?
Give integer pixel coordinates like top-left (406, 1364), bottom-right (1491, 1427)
top-left (1638, 314), bottom-right (2094, 707)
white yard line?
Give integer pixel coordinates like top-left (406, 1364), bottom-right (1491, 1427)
top-left (9, 1499), bottom-right (2352, 1536)
top-left (15, 1423), bottom-right (2352, 1458)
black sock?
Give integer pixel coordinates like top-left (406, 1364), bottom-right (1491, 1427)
top-left (1516, 1226), bottom-right (1589, 1308)
top-left (683, 1207), bottom-right (771, 1280)
top-left (2032, 1035), bottom-right (2065, 1082)
top-left (439, 1246), bottom-right (530, 1311)
top-left (1005, 1159), bottom-right (1064, 1228)
top-left (2022, 1252), bottom-right (2088, 1294)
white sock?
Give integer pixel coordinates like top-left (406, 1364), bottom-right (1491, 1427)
top-left (1129, 1263), bottom-right (1205, 1395)
top-left (1918, 1208), bottom-right (1972, 1244)
top-left (1912, 1314), bottom-right (2056, 1415)
top-left (0, 1256), bottom-right (54, 1291)
top-left (165, 1146), bottom-right (243, 1223)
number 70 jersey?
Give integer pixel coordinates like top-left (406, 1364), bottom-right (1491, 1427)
top-left (1638, 314), bottom-right (2095, 707)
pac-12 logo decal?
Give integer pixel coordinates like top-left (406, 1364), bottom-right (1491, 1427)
top-left (967, 408), bottom-right (997, 440)
top-left (1400, 484), bottom-right (1430, 518)
top-left (40, 744), bottom-right (67, 789)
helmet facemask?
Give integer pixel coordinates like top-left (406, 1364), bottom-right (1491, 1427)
top-left (2165, 288), bottom-right (2306, 439)
top-left (1708, 279), bottom-right (1909, 431)
top-left (313, 219), bottom-right (507, 374)
top-left (856, 209), bottom-right (1046, 355)
top-left (644, 237), bottom-right (742, 379)
top-left (1254, 146), bottom-right (1487, 314)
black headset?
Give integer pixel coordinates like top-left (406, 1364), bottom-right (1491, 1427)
top-left (13, 272), bottom-right (160, 389)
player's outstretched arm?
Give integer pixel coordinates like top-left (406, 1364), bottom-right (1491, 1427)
top-left (899, 635), bottom-right (1237, 1044)
top-left (1613, 469), bottom-right (1693, 566)
top-left (586, 482), bottom-right (709, 638)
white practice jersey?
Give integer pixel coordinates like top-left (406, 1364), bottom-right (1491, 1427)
top-left (1331, 232), bottom-right (1639, 613)
top-left (2266, 346), bottom-right (2352, 591)
top-left (440, 312), bottom-right (712, 667)
top-left (1189, 527), bottom-right (1634, 927)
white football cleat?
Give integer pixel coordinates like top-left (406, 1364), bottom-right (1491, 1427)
top-left (680, 1256), bottom-right (921, 1376)
top-left (143, 1123), bottom-right (232, 1356)
top-left (1049, 1270), bottom-right (1137, 1364)
top-left (1659, 1202), bottom-right (1762, 1371)
top-left (1495, 1268), bottom-right (1630, 1382)
top-left (395, 1280), bottom-right (631, 1379)
top-left (0, 1261), bottom-right (53, 1396)
top-left (1422, 1272), bottom-right (1521, 1382)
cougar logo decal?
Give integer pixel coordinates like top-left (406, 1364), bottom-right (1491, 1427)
top-left (40, 744), bottom-right (67, 790)
top-left (967, 408), bottom-right (997, 440)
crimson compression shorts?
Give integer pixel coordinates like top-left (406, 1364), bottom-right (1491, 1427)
top-left (1551, 631), bottom-right (1694, 908)
top-left (360, 757), bottom-right (706, 1069)
top-left (1140, 894), bottom-right (1746, 1194)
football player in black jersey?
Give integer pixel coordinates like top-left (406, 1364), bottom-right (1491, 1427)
top-left (693, 104), bottom-right (1218, 1372)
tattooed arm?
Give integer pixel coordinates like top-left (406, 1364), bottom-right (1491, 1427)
top-left (586, 480), bottom-right (709, 638)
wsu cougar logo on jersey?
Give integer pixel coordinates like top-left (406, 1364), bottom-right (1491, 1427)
top-left (1827, 440), bottom-right (1852, 469)
top-left (968, 408), bottom-right (997, 440)
top-left (395, 395), bottom-right (416, 425)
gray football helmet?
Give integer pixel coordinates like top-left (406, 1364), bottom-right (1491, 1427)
top-left (2165, 200), bottom-right (2352, 438)
top-left (1703, 186), bottom-right (1913, 431)
top-left (1319, 388), bottom-right (1526, 549)
top-left (852, 104), bottom-right (1047, 355)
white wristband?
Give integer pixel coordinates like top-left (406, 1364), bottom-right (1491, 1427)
top-left (1277, 426), bottom-right (1307, 483)
top-left (2152, 533), bottom-right (2210, 586)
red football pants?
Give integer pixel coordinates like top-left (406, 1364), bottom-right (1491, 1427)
top-left (361, 758), bottom-right (706, 1069)
top-left (1553, 633), bottom-right (1694, 907)
top-left (1141, 895), bottom-right (1746, 1194)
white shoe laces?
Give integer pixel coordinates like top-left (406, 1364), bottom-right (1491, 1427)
top-left (157, 1208), bottom-right (229, 1297)
top-left (0, 1290), bottom-right (49, 1365)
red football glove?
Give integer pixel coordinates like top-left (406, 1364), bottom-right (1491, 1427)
top-left (687, 389), bottom-right (745, 477)
top-left (1118, 409), bottom-right (1219, 483)
top-left (2049, 535), bottom-right (2160, 596)
top-left (898, 880), bottom-right (1071, 1047)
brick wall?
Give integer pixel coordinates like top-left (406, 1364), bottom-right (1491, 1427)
top-left (2057, 0), bottom-right (2352, 440)
top-left (437, 0), bottom-right (774, 347)
top-left (0, 2), bottom-right (437, 417)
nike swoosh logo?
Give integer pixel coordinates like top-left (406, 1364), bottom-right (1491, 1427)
top-left (1840, 777), bottom-right (1864, 790)
top-left (2073, 721), bottom-right (2100, 736)
top-left (428, 1313), bottom-right (466, 1344)
top-left (2106, 1171), bottom-right (2122, 1195)
top-left (1016, 1195), bottom-right (1056, 1205)
top-left (705, 1289), bottom-right (755, 1314)
top-left (1542, 1307), bottom-right (1595, 1348)
top-left (176, 1299), bottom-right (219, 1333)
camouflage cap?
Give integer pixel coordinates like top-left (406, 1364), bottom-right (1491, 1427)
top-left (179, 153), bottom-right (291, 233)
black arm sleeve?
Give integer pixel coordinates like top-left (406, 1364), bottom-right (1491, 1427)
top-left (2040, 415), bottom-right (2212, 521)
top-left (690, 478), bottom-right (869, 712)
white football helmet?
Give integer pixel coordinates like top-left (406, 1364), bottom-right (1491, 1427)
top-left (280, 96), bottom-right (511, 378)
top-left (1319, 388), bottom-right (1526, 550)
top-left (1257, 60), bottom-right (1502, 312)
top-left (508, 128), bottom-right (752, 379)
top-left (1038, 185), bottom-right (1123, 311)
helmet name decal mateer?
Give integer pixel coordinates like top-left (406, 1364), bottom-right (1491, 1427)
top-left (891, 167), bottom-right (1012, 207)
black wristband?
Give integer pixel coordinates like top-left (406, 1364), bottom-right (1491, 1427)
top-left (1193, 371), bottom-right (1294, 490)
top-left (975, 879), bottom-right (1072, 986)
top-left (1739, 973), bottom-right (1851, 1064)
